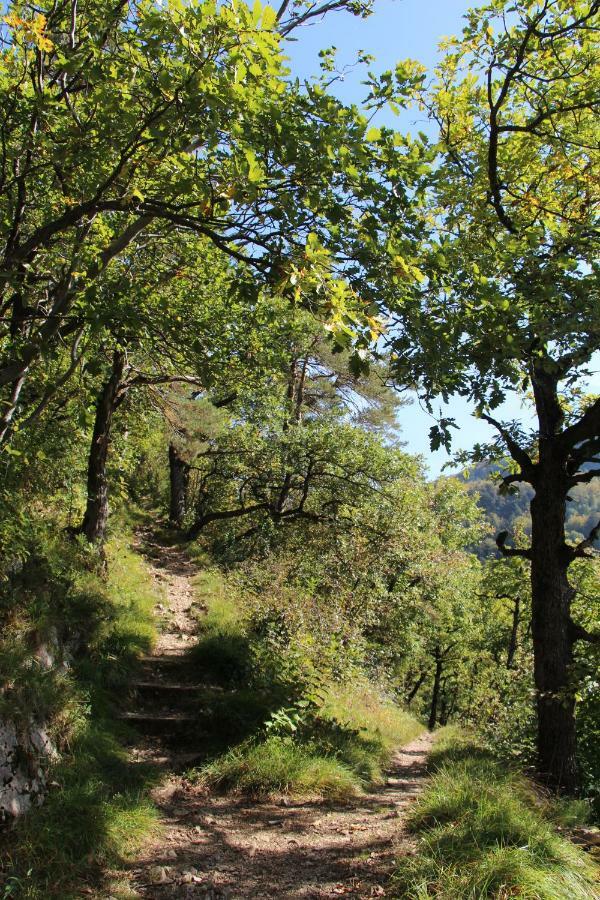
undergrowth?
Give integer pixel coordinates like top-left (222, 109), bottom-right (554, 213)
top-left (393, 727), bottom-right (600, 900)
top-left (187, 564), bottom-right (423, 798)
top-left (0, 522), bottom-right (161, 899)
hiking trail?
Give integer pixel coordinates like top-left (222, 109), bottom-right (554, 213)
top-left (108, 533), bottom-right (434, 899)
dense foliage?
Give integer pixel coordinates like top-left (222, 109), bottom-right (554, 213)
top-left (0, 0), bottom-right (598, 896)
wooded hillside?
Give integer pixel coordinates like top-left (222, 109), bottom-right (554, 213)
top-left (458, 462), bottom-right (600, 557)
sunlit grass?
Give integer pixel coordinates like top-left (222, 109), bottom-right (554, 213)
top-left (323, 681), bottom-right (424, 751)
top-left (186, 563), bottom-right (424, 799)
top-left (393, 727), bottom-right (600, 900)
top-left (198, 734), bottom-right (359, 799)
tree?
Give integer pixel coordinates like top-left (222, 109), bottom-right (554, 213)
top-left (0, 0), bottom-right (419, 446)
top-left (383, 0), bottom-right (600, 791)
top-left (182, 312), bottom-right (406, 541)
top-left (73, 235), bottom-right (297, 544)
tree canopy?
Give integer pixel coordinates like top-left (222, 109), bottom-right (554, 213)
top-left (1, 4), bottom-right (599, 876)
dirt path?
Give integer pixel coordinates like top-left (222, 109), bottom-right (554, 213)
top-left (111, 535), bottom-right (434, 900)
top-left (124, 732), bottom-right (433, 899)
top-left (121, 531), bottom-right (203, 771)
top-left (141, 532), bottom-right (200, 658)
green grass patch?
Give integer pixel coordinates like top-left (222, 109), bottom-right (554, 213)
top-left (73, 531), bottom-right (158, 695)
top-left (1, 525), bottom-right (162, 899)
top-left (197, 734), bottom-right (358, 800)
top-left (2, 725), bottom-right (160, 899)
top-left (393, 727), bottom-right (600, 899)
top-left (323, 682), bottom-right (424, 753)
top-left (186, 564), bottom-right (424, 800)
top-left (194, 680), bottom-right (423, 800)
top-left (188, 567), bottom-right (253, 686)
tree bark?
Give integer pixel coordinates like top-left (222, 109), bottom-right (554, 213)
top-left (530, 469), bottom-right (578, 792)
top-left (406, 670), bottom-right (428, 706)
top-left (506, 595), bottom-right (521, 669)
top-left (439, 680), bottom-right (457, 726)
top-left (428, 647), bottom-right (443, 731)
top-left (529, 368), bottom-right (578, 792)
top-left (79, 350), bottom-right (125, 544)
top-left (169, 443), bottom-right (190, 527)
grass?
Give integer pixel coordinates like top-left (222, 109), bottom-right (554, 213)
top-left (185, 564), bottom-right (424, 800)
top-left (194, 683), bottom-right (423, 800)
top-left (73, 530), bottom-right (158, 695)
top-left (188, 566), bottom-right (253, 685)
top-left (0, 527), bottom-right (162, 899)
top-left (195, 683), bottom-right (423, 800)
top-left (392, 727), bottom-right (600, 900)
top-left (323, 682), bottom-right (424, 754)
top-left (198, 734), bottom-right (359, 799)
top-left (2, 726), bottom-right (160, 899)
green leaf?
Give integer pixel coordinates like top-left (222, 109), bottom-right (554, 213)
top-left (262, 5), bottom-right (277, 29)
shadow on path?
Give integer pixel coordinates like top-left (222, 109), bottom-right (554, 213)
top-left (119, 733), bottom-right (433, 899)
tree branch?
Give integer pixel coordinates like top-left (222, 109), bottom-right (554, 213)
top-left (569, 467), bottom-right (600, 487)
top-left (187, 502), bottom-right (270, 539)
top-left (480, 413), bottom-right (535, 478)
top-left (496, 530), bottom-right (532, 560)
top-left (558, 397), bottom-right (600, 451)
top-left (569, 619), bottom-right (600, 645)
top-left (572, 518), bottom-right (600, 558)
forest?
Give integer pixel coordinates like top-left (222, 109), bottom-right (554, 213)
top-left (0, 0), bottom-right (598, 897)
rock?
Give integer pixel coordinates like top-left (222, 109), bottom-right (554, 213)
top-left (149, 865), bottom-right (170, 883)
top-left (0, 718), bottom-right (57, 822)
top-left (166, 848), bottom-right (178, 859)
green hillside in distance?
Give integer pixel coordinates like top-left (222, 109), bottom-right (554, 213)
top-left (455, 462), bottom-right (600, 558)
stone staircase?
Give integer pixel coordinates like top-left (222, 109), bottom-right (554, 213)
top-left (117, 651), bottom-right (236, 768)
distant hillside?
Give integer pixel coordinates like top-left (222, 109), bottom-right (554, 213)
top-left (455, 462), bottom-right (600, 557)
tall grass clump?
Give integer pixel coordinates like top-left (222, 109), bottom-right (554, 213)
top-left (393, 728), bottom-right (600, 900)
top-left (198, 735), bottom-right (358, 800)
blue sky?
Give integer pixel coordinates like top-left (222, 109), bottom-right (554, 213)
top-left (285, 0), bottom-right (599, 476)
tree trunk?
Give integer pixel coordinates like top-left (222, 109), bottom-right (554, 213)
top-left (428, 648), bottom-right (443, 731)
top-left (169, 443), bottom-right (190, 527)
top-left (529, 368), bottom-right (578, 792)
top-left (530, 471), bottom-right (578, 792)
top-left (406, 670), bottom-right (428, 706)
top-left (79, 350), bottom-right (125, 544)
top-left (506, 595), bottom-right (520, 669)
top-left (444, 692), bottom-right (458, 724)
top-left (438, 679), bottom-right (449, 725)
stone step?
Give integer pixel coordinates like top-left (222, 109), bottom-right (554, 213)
top-left (118, 711), bottom-right (197, 735)
top-left (139, 654), bottom-right (187, 667)
top-left (132, 680), bottom-right (204, 694)
top-left (137, 655), bottom-right (195, 681)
